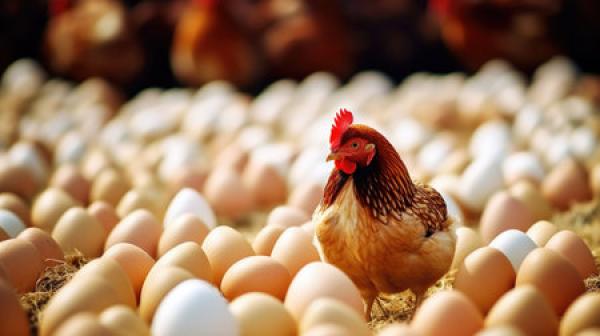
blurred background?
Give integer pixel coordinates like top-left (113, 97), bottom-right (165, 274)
top-left (1, 0), bottom-right (600, 95)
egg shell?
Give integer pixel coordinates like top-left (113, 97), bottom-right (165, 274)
top-left (545, 230), bottom-right (597, 279)
top-left (99, 305), bottom-right (151, 336)
top-left (266, 206), bottom-right (310, 228)
top-left (526, 220), bottom-right (559, 247)
top-left (457, 155), bottom-right (504, 213)
top-left (87, 201), bottom-right (120, 234)
top-left (0, 162), bottom-right (38, 201)
top-left (412, 290), bottom-right (484, 336)
top-left (485, 285), bottom-right (558, 336)
top-left (577, 328), bottom-right (600, 336)
top-left (0, 193), bottom-right (31, 226)
top-left (509, 180), bottom-right (553, 221)
top-left (52, 207), bottom-right (107, 258)
top-left (560, 293), bottom-right (600, 336)
top-left (480, 192), bottom-right (536, 244)
top-left (0, 209), bottom-right (26, 237)
top-left (103, 243), bottom-right (155, 301)
top-left (229, 292), bottom-right (297, 336)
top-left (18, 227), bottom-right (64, 267)
top-left (454, 247), bottom-right (516, 314)
top-left (151, 279), bottom-right (239, 336)
top-left (116, 189), bottom-right (161, 219)
top-left (377, 323), bottom-right (420, 336)
top-left (90, 169), bottom-right (130, 207)
top-left (242, 160), bottom-right (287, 208)
top-left (284, 262), bottom-right (364, 321)
top-left (303, 324), bottom-right (351, 336)
top-left (32, 188), bottom-right (78, 233)
top-left (164, 188), bottom-right (216, 229)
top-left (0, 238), bottom-right (44, 293)
top-left (39, 278), bottom-right (121, 336)
top-left (155, 241), bottom-right (212, 283)
top-left (72, 258), bottom-right (136, 308)
top-left (221, 256), bottom-right (291, 301)
top-left (105, 209), bottom-right (162, 258)
top-left (502, 152), bottom-right (545, 186)
top-left (0, 227), bottom-right (8, 242)
top-left (139, 266), bottom-right (195, 323)
top-left (157, 214), bottom-right (209, 257)
top-left (300, 298), bottom-right (370, 336)
top-left (475, 326), bottom-right (526, 336)
top-left (50, 164), bottom-right (91, 205)
top-left (165, 166), bottom-right (208, 198)
top-left (489, 229), bottom-right (538, 272)
top-left (288, 182), bottom-right (323, 215)
top-left (203, 168), bottom-right (254, 219)
top-left (542, 158), bottom-right (592, 211)
top-left (271, 227), bottom-right (321, 277)
top-left (252, 225), bottom-right (286, 256)
top-left (451, 227), bottom-right (483, 269)
top-left (516, 248), bottom-right (585, 315)
top-left (0, 279), bottom-right (29, 336)
top-left (201, 226), bottom-right (254, 286)
top-left (54, 313), bottom-right (113, 336)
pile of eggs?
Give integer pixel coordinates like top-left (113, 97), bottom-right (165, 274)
top-left (0, 56), bottom-right (599, 336)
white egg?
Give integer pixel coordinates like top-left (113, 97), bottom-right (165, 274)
top-left (250, 80), bottom-right (296, 126)
top-left (513, 104), bottom-right (543, 145)
top-left (391, 118), bottom-right (432, 153)
top-left (458, 156), bottom-right (504, 212)
top-left (569, 127), bottom-right (597, 160)
top-left (469, 120), bottom-right (512, 160)
top-left (0, 210), bottom-right (26, 238)
top-left (151, 279), bottom-right (239, 336)
top-left (437, 190), bottom-right (464, 227)
top-left (288, 148), bottom-right (328, 188)
top-left (502, 152), bottom-right (545, 185)
top-left (489, 229), bottom-right (537, 272)
top-left (417, 134), bottom-right (456, 175)
top-left (164, 188), bottom-right (216, 229)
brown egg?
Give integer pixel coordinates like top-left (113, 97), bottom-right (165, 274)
top-left (32, 188), bottom-right (78, 233)
top-left (451, 227), bottom-right (483, 269)
top-left (480, 191), bottom-right (536, 243)
top-left (139, 266), bottom-right (195, 323)
top-left (50, 164), bottom-right (91, 205)
top-left (542, 158), bottom-right (592, 211)
top-left (155, 242), bottom-right (212, 283)
top-left (204, 168), bottom-right (254, 219)
top-left (39, 278), bottom-right (121, 336)
top-left (165, 166), bottom-right (207, 197)
top-left (221, 256), bottom-right (291, 301)
top-left (284, 262), bottom-right (364, 321)
top-left (288, 182), bottom-right (324, 215)
top-left (53, 313), bottom-right (113, 336)
top-left (509, 180), bottom-right (553, 221)
top-left (545, 230), bottom-right (597, 279)
top-left (230, 293), bottom-right (296, 336)
top-left (300, 298), bottom-right (370, 336)
top-left (18, 227), bottom-right (64, 267)
top-left (378, 323), bottom-right (420, 336)
top-left (90, 168), bottom-right (130, 207)
top-left (0, 162), bottom-right (38, 201)
top-left (201, 226), bottom-right (255, 286)
top-left (303, 324), bottom-right (351, 336)
top-left (0, 193), bottom-right (31, 226)
top-left (103, 243), bottom-right (155, 302)
top-left (52, 207), bottom-right (107, 258)
top-left (475, 326), bottom-right (526, 336)
top-left (0, 279), bottom-right (29, 336)
top-left (99, 305), bottom-right (150, 336)
top-left (454, 247), bottom-right (516, 314)
top-left (526, 220), bottom-right (559, 247)
top-left (116, 189), bottom-right (161, 219)
top-left (105, 209), bottom-right (162, 258)
top-left (516, 248), bottom-right (585, 315)
top-left (560, 293), bottom-right (600, 336)
top-left (412, 290), bottom-right (484, 336)
top-left (87, 201), bottom-right (120, 234)
top-left (243, 160), bottom-right (287, 208)
top-left (73, 258), bottom-right (136, 307)
top-left (252, 225), bottom-right (286, 256)
top-left (213, 144), bottom-right (249, 173)
top-left (0, 238), bottom-right (44, 293)
top-left (485, 286), bottom-right (558, 336)
top-left (158, 214), bottom-right (209, 257)
top-left (271, 227), bottom-right (320, 277)
top-left (266, 206), bottom-right (310, 228)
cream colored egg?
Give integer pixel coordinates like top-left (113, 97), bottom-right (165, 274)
top-left (155, 241), bottom-right (212, 283)
top-left (271, 227), bottom-right (320, 277)
top-left (451, 227), bottom-right (483, 269)
top-left (509, 180), bottom-right (553, 221)
top-left (300, 298), bottom-right (370, 336)
top-left (54, 313), bottom-right (113, 336)
top-left (412, 290), bottom-right (484, 336)
top-left (242, 159), bottom-right (287, 208)
top-left (288, 182), bottom-right (323, 215)
top-left (105, 209), bottom-right (162, 258)
top-left (139, 266), bottom-right (195, 323)
top-left (90, 168), bottom-right (130, 207)
top-left (303, 324), bottom-right (351, 336)
top-left (52, 207), bottom-right (107, 258)
top-left (545, 230), bottom-right (597, 279)
top-left (475, 326), bottom-right (526, 336)
top-left (266, 206), bottom-right (310, 228)
top-left (377, 323), bottom-right (419, 336)
top-left (158, 214), bottom-right (209, 257)
top-left (116, 189), bottom-right (161, 219)
top-left (201, 226), bottom-right (254, 286)
top-left (32, 188), bottom-right (78, 233)
top-left (230, 293), bottom-right (296, 336)
top-left (221, 256), bottom-right (291, 301)
top-left (87, 201), bottom-right (120, 234)
top-left (72, 258), bottom-right (136, 308)
top-left (526, 220), bottom-right (559, 247)
top-left (99, 305), bottom-right (150, 336)
top-left (103, 243), bottom-right (155, 301)
top-left (0, 279), bottom-right (29, 336)
top-left (252, 225), bottom-right (286, 256)
top-left (0, 239), bottom-right (43, 293)
top-left (560, 293), bottom-right (600, 336)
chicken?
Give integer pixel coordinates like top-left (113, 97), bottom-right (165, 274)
top-left (313, 109), bottom-right (456, 318)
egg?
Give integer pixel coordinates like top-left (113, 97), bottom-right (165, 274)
top-left (116, 189), bottom-right (161, 219)
top-left (0, 209), bottom-right (26, 237)
top-left (155, 242), bottom-right (212, 283)
top-left (221, 256), bottom-right (291, 301)
top-left (0, 227), bottom-right (8, 241)
top-left (457, 155), bottom-right (505, 213)
top-left (591, 163), bottom-right (600, 196)
top-left (266, 206), bottom-right (310, 228)
top-left (90, 168), bottom-right (130, 207)
top-left (18, 227), bottom-right (64, 267)
top-left (303, 324), bottom-right (351, 336)
top-left (0, 238), bottom-right (44, 293)
top-left (201, 225), bottom-right (254, 286)
top-left (475, 326), bottom-right (526, 336)
top-left (377, 323), bottom-right (419, 336)
top-left (300, 298), bottom-right (370, 336)
top-left (454, 247), bottom-right (516, 314)
top-left (50, 164), bottom-right (91, 204)
top-left (509, 180), bottom-right (553, 221)
top-left (516, 248), bottom-right (585, 315)
top-left (412, 290), bottom-right (483, 336)
top-left (87, 201), bottom-right (120, 233)
top-left (52, 207), bottom-right (107, 258)
top-left (165, 166), bottom-right (208, 197)
top-left (32, 188), bottom-right (78, 233)
top-left (229, 293), bottom-right (296, 336)
top-left (242, 159), bottom-right (287, 208)
top-left (53, 313), bottom-right (113, 336)
top-left (151, 279), bottom-right (239, 336)
top-left (451, 227), bottom-right (483, 269)
top-left (526, 220), bottom-right (559, 246)
top-left (560, 293), bottom-right (600, 336)
top-left (542, 158), bottom-right (592, 210)
top-left (105, 209), bottom-right (162, 258)
top-left (288, 182), bottom-right (324, 215)
top-left (158, 214), bottom-right (209, 257)
top-left (577, 328), bottom-right (600, 336)
top-left (485, 286), bottom-right (558, 336)
top-left (489, 229), bottom-right (538, 272)
top-left (0, 279), bottom-right (29, 336)
top-left (103, 243), bottom-right (155, 301)
top-left (9, 141), bottom-right (50, 186)
top-left (164, 188), bottom-right (216, 229)
top-left (0, 162), bottom-right (38, 201)
top-left (271, 227), bottom-right (321, 277)
top-left (139, 266), bottom-right (195, 323)
top-left (480, 192), bottom-right (536, 243)
top-left (545, 230), bottom-right (597, 279)
top-left (203, 168), bottom-right (254, 219)
top-left (39, 278), bottom-right (121, 336)
top-left (284, 262), bottom-right (364, 320)
top-left (99, 305), bottom-right (151, 336)
top-left (72, 258), bottom-right (136, 308)
top-left (252, 225), bottom-right (286, 256)
top-left (502, 151), bottom-right (545, 186)
top-left (0, 193), bottom-right (31, 226)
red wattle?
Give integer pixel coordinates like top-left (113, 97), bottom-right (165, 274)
top-left (335, 159), bottom-right (356, 175)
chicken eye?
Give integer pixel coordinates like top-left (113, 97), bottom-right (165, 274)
top-left (351, 142), bottom-right (359, 149)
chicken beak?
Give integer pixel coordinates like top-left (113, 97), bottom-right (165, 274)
top-left (326, 152), bottom-right (341, 162)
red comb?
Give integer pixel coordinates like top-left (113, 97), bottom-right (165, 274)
top-left (330, 108), bottom-right (353, 150)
